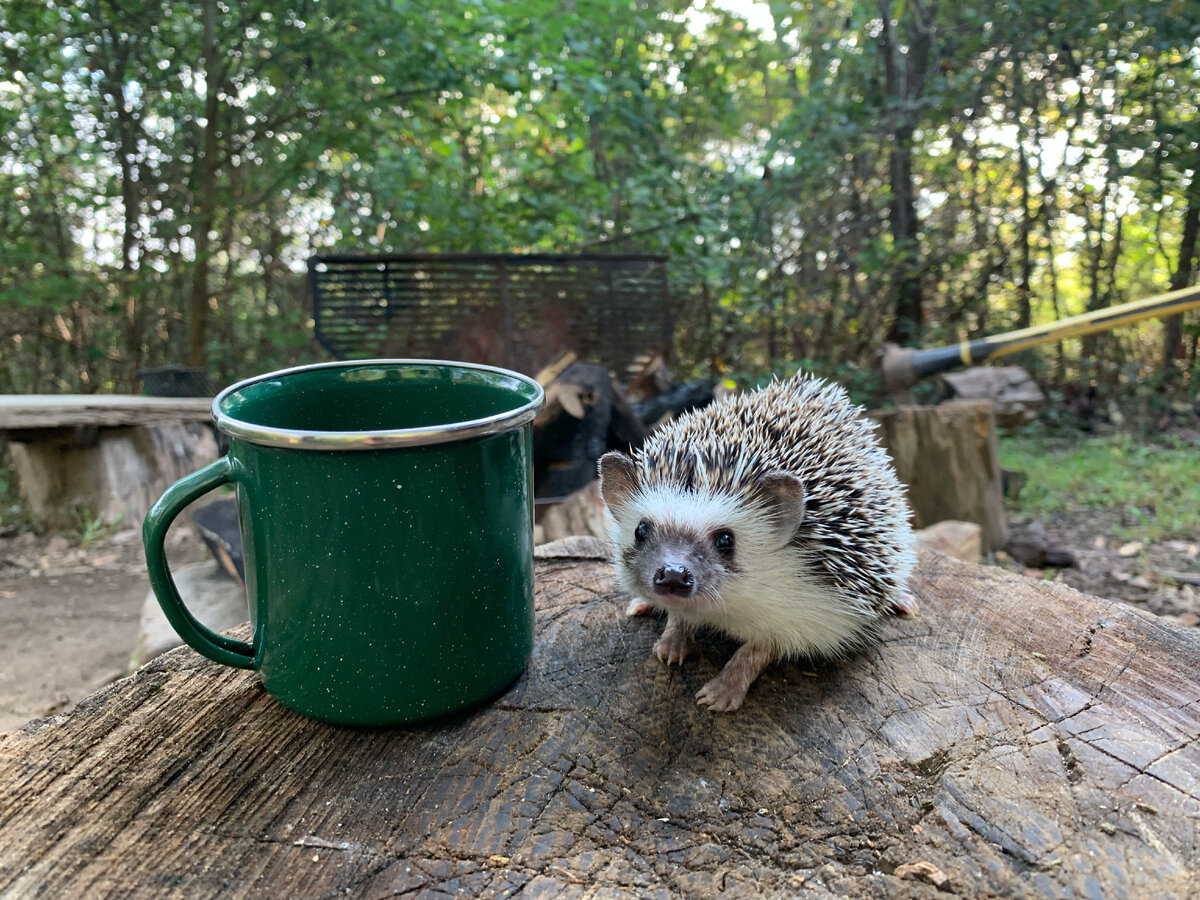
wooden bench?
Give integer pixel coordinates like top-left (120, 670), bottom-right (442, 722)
top-left (1, 539), bottom-right (1195, 898)
top-left (0, 396), bottom-right (216, 531)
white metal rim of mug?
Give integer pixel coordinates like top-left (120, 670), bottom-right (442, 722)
top-left (210, 358), bottom-right (546, 451)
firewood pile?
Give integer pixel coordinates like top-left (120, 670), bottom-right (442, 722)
top-left (937, 365), bottom-right (1045, 428)
top-left (531, 352), bottom-right (716, 545)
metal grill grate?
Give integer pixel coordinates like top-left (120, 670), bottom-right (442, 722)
top-left (308, 253), bottom-right (672, 377)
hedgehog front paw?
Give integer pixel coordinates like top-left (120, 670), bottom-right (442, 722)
top-left (653, 615), bottom-right (694, 666)
top-left (695, 675), bottom-right (749, 712)
top-left (695, 642), bottom-right (774, 712)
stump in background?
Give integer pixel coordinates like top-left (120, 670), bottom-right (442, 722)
top-left (535, 480), bottom-right (608, 545)
top-left (872, 400), bottom-right (1007, 554)
top-left (7, 423), bottom-right (218, 531)
top-left (0, 396), bottom-right (217, 531)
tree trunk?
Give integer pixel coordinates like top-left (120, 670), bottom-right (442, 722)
top-left (885, 124), bottom-right (925, 346)
top-left (1032, 120), bottom-right (1067, 383)
top-left (1161, 179), bottom-right (1200, 371)
top-left (1080, 84), bottom-right (1122, 362)
top-left (1016, 115), bottom-right (1033, 330)
top-left (878, 0), bottom-right (936, 347)
top-left (115, 88), bottom-right (144, 385)
top-left (93, 15), bottom-right (145, 388)
top-left (1080, 180), bottom-right (1110, 361)
top-left (186, 0), bottom-right (220, 369)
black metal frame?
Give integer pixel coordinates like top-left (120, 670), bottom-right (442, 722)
top-left (308, 252), bottom-right (672, 377)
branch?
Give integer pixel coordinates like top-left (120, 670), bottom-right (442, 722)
top-left (571, 212), bottom-right (700, 251)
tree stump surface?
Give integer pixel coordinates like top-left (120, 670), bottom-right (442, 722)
top-left (1, 540), bottom-right (1197, 899)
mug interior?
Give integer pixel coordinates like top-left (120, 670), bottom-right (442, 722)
top-left (217, 360), bottom-right (541, 438)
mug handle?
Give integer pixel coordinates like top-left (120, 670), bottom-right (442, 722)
top-left (142, 457), bottom-right (256, 669)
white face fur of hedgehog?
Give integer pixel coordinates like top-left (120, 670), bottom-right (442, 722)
top-left (598, 372), bottom-right (916, 712)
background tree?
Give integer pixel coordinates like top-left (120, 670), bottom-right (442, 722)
top-left (0, 0), bottom-right (1197, 404)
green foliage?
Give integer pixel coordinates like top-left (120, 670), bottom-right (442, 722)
top-left (999, 432), bottom-right (1200, 542)
top-left (0, 0), bottom-right (1198, 395)
top-left (0, 447), bottom-right (17, 527)
top-left (72, 504), bottom-right (120, 548)
top-left (725, 356), bottom-right (886, 409)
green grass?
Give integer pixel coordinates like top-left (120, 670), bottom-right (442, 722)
top-left (998, 431), bottom-right (1200, 543)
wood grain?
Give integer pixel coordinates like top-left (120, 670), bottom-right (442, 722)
top-left (7, 422), bottom-right (218, 530)
top-left (872, 401), bottom-right (1009, 554)
top-left (1, 540), bottom-right (1197, 898)
top-left (0, 395), bottom-right (211, 431)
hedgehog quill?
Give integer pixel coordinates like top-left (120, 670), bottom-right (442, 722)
top-left (598, 372), bottom-right (917, 712)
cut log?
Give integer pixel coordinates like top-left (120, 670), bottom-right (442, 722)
top-left (128, 559), bottom-right (246, 671)
top-left (7, 422), bottom-right (218, 531)
top-left (629, 376), bottom-right (716, 429)
top-left (0, 395), bottom-right (211, 431)
top-left (190, 499), bottom-right (245, 584)
top-left (1005, 520), bottom-right (1077, 569)
top-left (536, 480), bottom-right (608, 544)
top-left (532, 362), bottom-right (647, 499)
top-left (871, 401), bottom-right (1008, 554)
top-left (532, 350), bottom-right (578, 387)
top-left (622, 352), bottom-right (673, 401)
top-left (940, 365), bottom-right (1045, 428)
top-left (1, 544), bottom-right (1197, 898)
top-left (914, 519), bottom-right (982, 564)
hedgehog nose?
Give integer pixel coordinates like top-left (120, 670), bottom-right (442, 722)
top-left (653, 564), bottom-right (694, 597)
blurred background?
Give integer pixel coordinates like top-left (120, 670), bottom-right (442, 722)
top-left (2, 0), bottom-right (1198, 409)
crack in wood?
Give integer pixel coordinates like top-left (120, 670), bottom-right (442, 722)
top-left (1056, 738), bottom-right (1084, 785)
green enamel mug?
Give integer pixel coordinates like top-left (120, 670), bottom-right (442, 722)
top-left (142, 359), bottom-right (544, 726)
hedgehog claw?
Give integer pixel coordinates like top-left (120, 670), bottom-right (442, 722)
top-left (654, 633), bottom-right (692, 666)
top-left (653, 615), bottom-right (693, 666)
top-left (695, 678), bottom-right (748, 712)
top-left (891, 590), bottom-right (919, 617)
top-left (626, 598), bottom-right (656, 617)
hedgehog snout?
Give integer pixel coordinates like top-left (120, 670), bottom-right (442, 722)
top-left (652, 563), bottom-right (695, 597)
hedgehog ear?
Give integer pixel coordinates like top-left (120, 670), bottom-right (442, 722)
top-left (598, 451), bottom-right (639, 513)
top-left (757, 472), bottom-right (806, 547)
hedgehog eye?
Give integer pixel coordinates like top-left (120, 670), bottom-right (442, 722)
top-left (713, 529), bottom-right (735, 556)
top-left (634, 521), bottom-right (651, 544)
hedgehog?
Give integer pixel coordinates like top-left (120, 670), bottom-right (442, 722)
top-left (597, 372), bottom-right (917, 712)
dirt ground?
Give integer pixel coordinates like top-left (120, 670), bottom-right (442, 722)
top-left (997, 510), bottom-right (1200, 624)
top-left (1, 508), bottom-right (1197, 736)
top-left (0, 525), bottom-right (210, 734)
